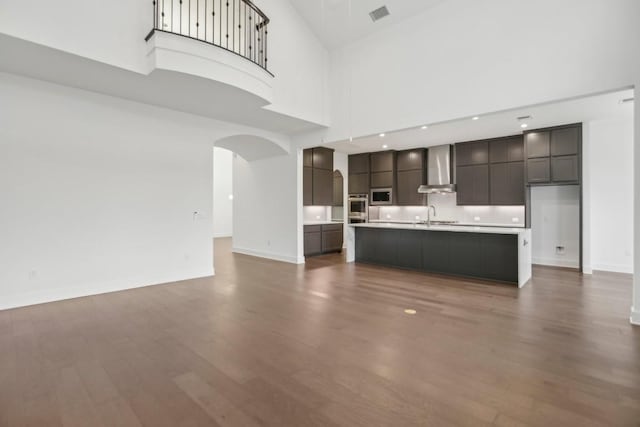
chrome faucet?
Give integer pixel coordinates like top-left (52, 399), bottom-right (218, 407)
top-left (426, 205), bottom-right (436, 226)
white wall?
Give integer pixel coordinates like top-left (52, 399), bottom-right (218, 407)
top-left (232, 151), bottom-right (302, 263)
top-left (530, 186), bottom-right (580, 268)
top-left (0, 72), bottom-right (216, 310)
top-left (328, 0), bottom-right (640, 142)
top-left (213, 147), bottom-right (233, 238)
top-left (585, 117), bottom-right (634, 273)
top-left (0, 0), bottom-right (329, 127)
top-left (633, 82), bottom-right (640, 325)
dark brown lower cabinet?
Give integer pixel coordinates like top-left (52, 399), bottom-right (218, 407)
top-left (321, 224), bottom-right (343, 253)
top-left (303, 226), bottom-right (322, 256)
top-left (490, 162), bottom-right (524, 205)
top-left (304, 224), bottom-right (343, 257)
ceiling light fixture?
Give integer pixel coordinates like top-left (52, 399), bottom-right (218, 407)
top-left (421, 125), bottom-right (428, 130)
top-left (520, 123), bottom-right (528, 128)
top-left (379, 133), bottom-right (385, 137)
top-left (472, 116), bottom-right (479, 121)
top-left (382, 144), bottom-right (388, 149)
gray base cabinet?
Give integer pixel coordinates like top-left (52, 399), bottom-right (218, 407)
top-left (304, 224), bottom-right (343, 257)
top-left (355, 227), bottom-right (519, 283)
top-left (303, 226), bottom-right (322, 256)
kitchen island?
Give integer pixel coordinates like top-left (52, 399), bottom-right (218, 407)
top-left (346, 223), bottom-right (531, 287)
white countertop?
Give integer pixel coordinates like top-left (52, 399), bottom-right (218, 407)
top-left (304, 221), bottom-right (344, 226)
top-left (350, 222), bottom-right (527, 235)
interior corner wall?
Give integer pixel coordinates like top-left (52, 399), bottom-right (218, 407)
top-left (586, 117), bottom-right (634, 274)
top-left (213, 147), bottom-right (233, 238)
top-left (0, 72), bottom-right (215, 310)
top-left (232, 150), bottom-right (302, 264)
top-left (633, 83), bottom-right (640, 325)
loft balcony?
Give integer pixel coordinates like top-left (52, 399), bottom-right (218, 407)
top-left (145, 0), bottom-right (274, 104)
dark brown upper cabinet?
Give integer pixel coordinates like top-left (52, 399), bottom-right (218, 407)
top-left (525, 132), bottom-right (550, 158)
top-left (312, 168), bottom-right (333, 205)
top-left (370, 151), bottom-right (395, 173)
top-left (348, 153), bottom-right (370, 195)
top-left (490, 136), bottom-right (524, 163)
top-left (457, 136), bottom-right (524, 206)
top-left (303, 166), bottom-right (313, 206)
top-left (527, 158), bottom-right (550, 183)
top-left (551, 156), bottom-right (579, 182)
top-left (456, 164), bottom-right (489, 205)
top-left (348, 153), bottom-right (370, 174)
top-left (396, 148), bottom-right (426, 206)
top-left (369, 151), bottom-right (396, 193)
top-left (348, 173), bottom-right (370, 194)
top-left (397, 170), bottom-right (426, 205)
top-left (397, 148), bottom-right (426, 171)
top-left (550, 127), bottom-right (579, 156)
top-left (303, 147), bottom-right (334, 205)
top-left (312, 147), bottom-right (333, 170)
top-left (525, 124), bottom-right (581, 185)
top-left (490, 162), bottom-right (525, 205)
top-left (303, 149), bottom-right (313, 168)
top-left (456, 141), bottom-right (489, 166)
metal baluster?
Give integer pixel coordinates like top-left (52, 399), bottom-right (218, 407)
top-left (196, 0), bottom-right (199, 39)
top-left (188, 0), bottom-right (191, 37)
top-left (264, 23), bottom-right (268, 69)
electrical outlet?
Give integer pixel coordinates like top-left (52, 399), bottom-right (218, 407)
top-left (556, 246), bottom-right (565, 255)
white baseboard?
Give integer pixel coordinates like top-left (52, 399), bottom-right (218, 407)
top-left (631, 307), bottom-right (640, 326)
top-left (592, 263), bottom-right (634, 274)
top-left (532, 257), bottom-right (579, 269)
top-left (0, 267), bottom-right (215, 311)
top-left (232, 246), bottom-right (303, 264)
top-left (213, 233), bottom-right (232, 238)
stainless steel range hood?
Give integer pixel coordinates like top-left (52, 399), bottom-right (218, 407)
top-left (418, 145), bottom-right (456, 194)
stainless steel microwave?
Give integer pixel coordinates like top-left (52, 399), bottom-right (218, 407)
top-left (370, 188), bottom-right (393, 205)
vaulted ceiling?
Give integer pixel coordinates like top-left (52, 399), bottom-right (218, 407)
top-left (289, 0), bottom-right (445, 49)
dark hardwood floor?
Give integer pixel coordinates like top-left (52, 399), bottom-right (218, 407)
top-left (1, 237), bottom-right (639, 426)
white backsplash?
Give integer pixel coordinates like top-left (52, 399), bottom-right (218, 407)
top-left (303, 206), bottom-right (332, 222)
top-left (370, 193), bottom-right (525, 226)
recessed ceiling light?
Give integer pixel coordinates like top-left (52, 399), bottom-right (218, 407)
top-left (520, 123), bottom-right (528, 128)
top-left (349, 136), bottom-right (353, 142)
top-left (382, 144), bottom-right (388, 149)
top-left (421, 125), bottom-right (428, 130)
top-left (404, 309), bottom-right (417, 315)
top-left (379, 133), bottom-right (385, 137)
top-left (472, 116), bottom-right (479, 121)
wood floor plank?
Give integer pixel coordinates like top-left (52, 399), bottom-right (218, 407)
top-left (0, 238), bottom-right (638, 426)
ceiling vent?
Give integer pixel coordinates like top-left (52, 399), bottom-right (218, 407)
top-left (369, 6), bottom-right (390, 22)
top-left (621, 97), bottom-right (634, 104)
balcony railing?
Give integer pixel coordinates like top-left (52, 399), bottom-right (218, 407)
top-left (147, 0), bottom-right (270, 73)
